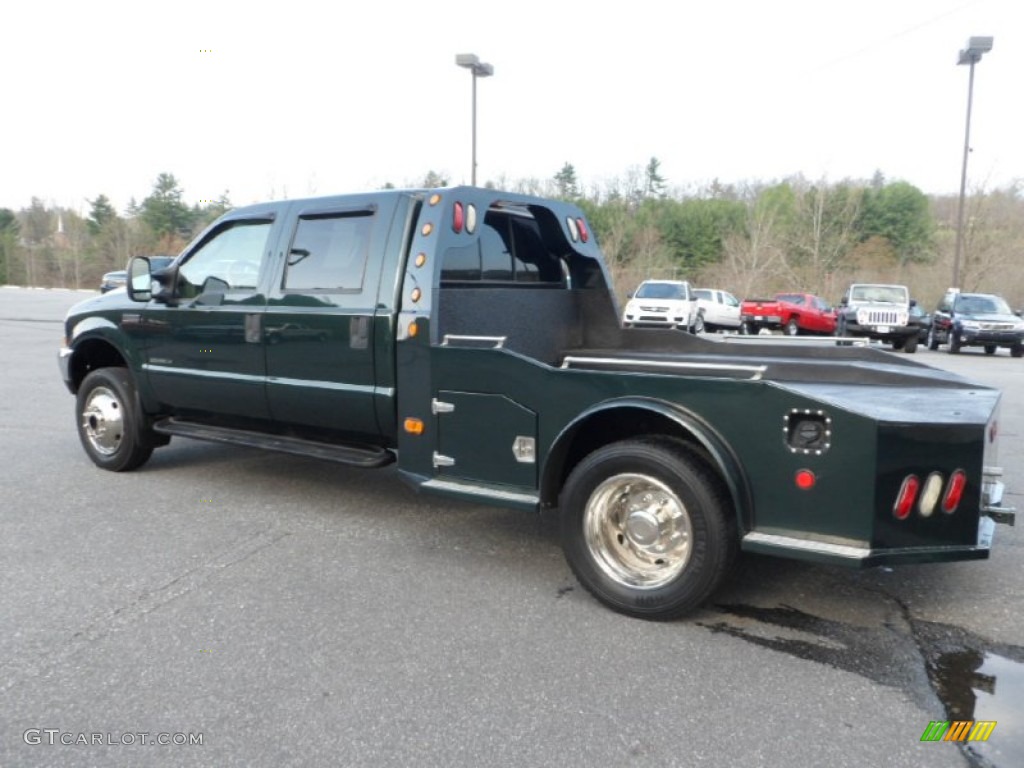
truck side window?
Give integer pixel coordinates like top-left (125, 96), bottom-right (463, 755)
top-left (178, 220), bottom-right (272, 295)
top-left (284, 212), bottom-right (372, 292)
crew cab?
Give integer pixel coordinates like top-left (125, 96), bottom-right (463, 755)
top-left (694, 288), bottom-right (742, 332)
top-left (58, 187), bottom-right (1014, 620)
top-left (928, 289), bottom-right (1024, 357)
top-left (740, 293), bottom-right (836, 336)
top-left (836, 283), bottom-right (919, 353)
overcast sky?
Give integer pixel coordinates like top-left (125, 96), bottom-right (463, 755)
top-left (3, 0), bottom-right (1021, 214)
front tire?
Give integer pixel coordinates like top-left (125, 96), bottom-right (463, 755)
top-left (784, 318), bottom-right (800, 336)
top-left (927, 326), bottom-right (940, 351)
top-left (76, 367), bottom-right (155, 471)
top-left (1011, 343), bottom-right (1024, 359)
top-left (984, 344), bottom-right (997, 355)
top-left (948, 332), bottom-right (962, 354)
top-left (903, 334), bottom-right (918, 353)
top-left (692, 313), bottom-right (705, 334)
top-left (559, 438), bottom-right (736, 620)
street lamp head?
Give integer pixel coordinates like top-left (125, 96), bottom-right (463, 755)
top-left (958, 36), bottom-right (993, 65)
top-left (456, 53), bottom-right (480, 69)
top-left (474, 62), bottom-right (494, 78)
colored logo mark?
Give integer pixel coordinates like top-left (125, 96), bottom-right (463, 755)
top-left (920, 720), bottom-right (997, 742)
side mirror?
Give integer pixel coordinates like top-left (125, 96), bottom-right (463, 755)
top-left (127, 257), bottom-right (152, 302)
top-left (909, 298), bottom-right (918, 308)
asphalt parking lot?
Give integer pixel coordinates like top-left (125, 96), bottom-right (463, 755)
top-left (1, 287), bottom-right (1021, 768)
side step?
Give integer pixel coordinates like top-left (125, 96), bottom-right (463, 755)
top-left (153, 418), bottom-right (394, 468)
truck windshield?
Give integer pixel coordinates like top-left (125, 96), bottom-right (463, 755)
top-left (850, 286), bottom-right (907, 304)
top-left (636, 283), bottom-right (686, 300)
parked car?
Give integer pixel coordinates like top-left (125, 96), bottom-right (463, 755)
top-left (928, 289), bottom-right (1024, 357)
top-left (100, 256), bottom-right (174, 293)
top-left (908, 302), bottom-right (931, 343)
top-left (836, 283), bottom-right (918, 353)
top-left (740, 293), bottom-right (836, 336)
top-left (694, 288), bottom-right (742, 332)
top-left (622, 279), bottom-right (701, 333)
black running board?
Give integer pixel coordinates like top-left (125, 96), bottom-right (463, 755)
top-left (152, 418), bottom-right (394, 468)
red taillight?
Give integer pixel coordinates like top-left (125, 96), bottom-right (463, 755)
top-left (942, 470), bottom-right (966, 513)
top-left (795, 469), bottom-right (815, 490)
top-left (452, 202), bottom-right (464, 233)
top-left (576, 217), bottom-right (589, 243)
top-left (894, 475), bottom-right (920, 520)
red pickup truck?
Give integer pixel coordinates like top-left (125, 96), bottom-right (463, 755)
top-left (740, 293), bottom-right (837, 336)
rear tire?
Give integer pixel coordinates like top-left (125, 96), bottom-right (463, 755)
top-left (559, 438), bottom-right (737, 620)
top-left (76, 367), bottom-right (155, 471)
top-left (1011, 343), bottom-right (1024, 359)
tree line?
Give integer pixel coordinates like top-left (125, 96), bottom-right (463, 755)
top-left (2, 164), bottom-right (1021, 309)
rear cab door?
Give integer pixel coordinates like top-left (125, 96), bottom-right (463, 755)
top-left (263, 195), bottom-right (402, 442)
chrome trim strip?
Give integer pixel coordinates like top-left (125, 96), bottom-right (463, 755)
top-left (722, 335), bottom-right (870, 346)
top-left (142, 365), bottom-right (393, 397)
top-left (421, 478), bottom-right (539, 505)
top-left (442, 334), bottom-right (506, 348)
top-left (560, 356), bottom-right (767, 380)
top-left (743, 532), bottom-right (870, 560)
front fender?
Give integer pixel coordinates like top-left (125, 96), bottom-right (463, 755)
top-left (541, 396), bottom-right (753, 533)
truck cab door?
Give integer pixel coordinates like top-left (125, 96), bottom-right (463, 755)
top-left (142, 216), bottom-right (276, 419)
top-left (263, 202), bottom-right (386, 440)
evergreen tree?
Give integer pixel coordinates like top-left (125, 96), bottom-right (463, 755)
top-left (554, 162), bottom-right (579, 198)
top-left (87, 194), bottom-right (118, 235)
top-left (141, 173), bottom-right (194, 238)
top-left (644, 157), bottom-right (666, 198)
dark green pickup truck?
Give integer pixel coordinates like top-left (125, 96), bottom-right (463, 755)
top-left (59, 187), bottom-right (1014, 619)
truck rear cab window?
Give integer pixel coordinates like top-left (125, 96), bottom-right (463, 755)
top-left (441, 209), bottom-right (562, 285)
top-left (284, 211), bottom-right (373, 292)
top-left (178, 219), bottom-right (273, 295)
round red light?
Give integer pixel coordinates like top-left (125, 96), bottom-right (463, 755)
top-left (576, 218), bottom-right (589, 243)
top-left (894, 475), bottom-right (921, 520)
top-left (795, 469), bottom-right (815, 490)
top-left (942, 469), bottom-right (967, 513)
top-left (452, 202), bottom-right (464, 233)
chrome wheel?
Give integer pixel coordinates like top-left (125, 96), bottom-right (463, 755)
top-left (583, 472), bottom-right (693, 589)
top-left (80, 385), bottom-right (125, 456)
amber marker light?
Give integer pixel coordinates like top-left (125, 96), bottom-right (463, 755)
top-left (404, 418), bottom-right (425, 435)
top-left (795, 469), bottom-right (816, 490)
top-left (411, 287), bottom-right (422, 303)
top-left (407, 319), bottom-right (419, 337)
top-left (429, 193), bottom-right (441, 206)
top-left (415, 253), bottom-right (427, 268)
top-left (421, 223), bottom-right (433, 236)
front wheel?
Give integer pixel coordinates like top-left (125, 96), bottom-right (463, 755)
top-left (984, 345), bottom-right (997, 355)
top-left (784, 318), bottom-right (800, 336)
top-left (76, 367), bottom-right (155, 471)
top-left (1011, 343), bottom-right (1024, 359)
top-left (903, 334), bottom-right (918, 353)
top-left (927, 327), bottom-right (940, 351)
top-left (691, 313), bottom-right (705, 334)
top-left (948, 333), bottom-right (962, 354)
top-left (559, 438), bottom-right (736, 620)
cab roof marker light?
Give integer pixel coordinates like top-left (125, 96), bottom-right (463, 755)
top-left (918, 472), bottom-right (944, 517)
top-left (894, 475), bottom-right (921, 520)
top-left (942, 469), bottom-right (967, 514)
top-left (466, 204), bottom-right (477, 234)
top-left (576, 218), bottom-right (589, 243)
top-left (452, 202), bottom-right (464, 233)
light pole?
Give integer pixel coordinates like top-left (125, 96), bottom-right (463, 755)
top-left (455, 53), bottom-right (494, 186)
top-left (952, 36), bottom-right (993, 290)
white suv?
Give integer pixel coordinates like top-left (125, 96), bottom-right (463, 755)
top-left (622, 280), bottom-right (700, 332)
